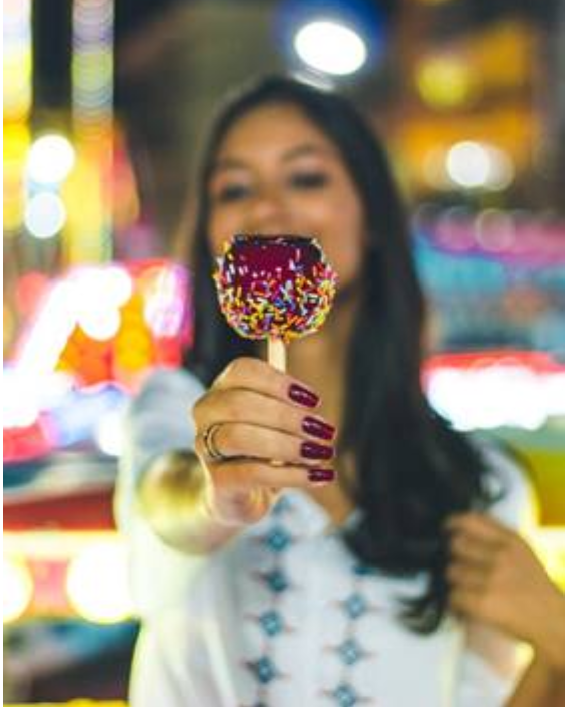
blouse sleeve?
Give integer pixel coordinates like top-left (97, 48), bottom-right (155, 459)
top-left (454, 440), bottom-right (538, 707)
top-left (113, 367), bottom-right (205, 620)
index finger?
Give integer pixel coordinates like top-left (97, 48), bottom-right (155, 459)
top-left (213, 357), bottom-right (321, 409)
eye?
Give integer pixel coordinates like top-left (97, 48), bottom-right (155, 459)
top-left (213, 183), bottom-right (252, 203)
top-left (288, 172), bottom-right (330, 189)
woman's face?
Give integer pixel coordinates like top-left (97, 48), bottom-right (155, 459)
top-left (207, 103), bottom-right (367, 290)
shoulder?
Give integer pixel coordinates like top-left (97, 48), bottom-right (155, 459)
top-left (471, 435), bottom-right (538, 531)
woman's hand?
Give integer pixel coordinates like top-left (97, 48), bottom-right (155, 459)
top-left (192, 357), bottom-right (336, 526)
top-left (446, 512), bottom-right (565, 671)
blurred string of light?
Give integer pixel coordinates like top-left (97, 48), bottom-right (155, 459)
top-left (65, 0), bottom-right (114, 263)
top-left (3, 0), bottom-right (32, 234)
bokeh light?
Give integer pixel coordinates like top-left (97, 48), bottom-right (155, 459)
top-left (3, 555), bottom-right (34, 623)
top-left (78, 308), bottom-right (121, 342)
top-left (65, 540), bottom-right (132, 623)
top-left (24, 192), bottom-right (67, 239)
top-left (446, 141), bottom-right (514, 190)
top-left (26, 134), bottom-right (76, 185)
top-left (294, 20), bottom-right (367, 76)
top-left (416, 55), bottom-right (477, 109)
top-left (3, 368), bottom-right (41, 428)
top-left (426, 358), bottom-right (565, 431)
top-left (3, 0), bottom-right (32, 122)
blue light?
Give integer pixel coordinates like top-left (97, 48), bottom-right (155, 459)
top-left (49, 383), bottom-right (128, 448)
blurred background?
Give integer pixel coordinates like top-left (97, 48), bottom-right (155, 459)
top-left (3, 0), bottom-right (565, 704)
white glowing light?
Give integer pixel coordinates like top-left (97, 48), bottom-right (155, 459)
top-left (2, 369), bottom-right (40, 428)
top-left (103, 266), bottom-right (133, 306)
top-left (14, 266), bottom-right (129, 391)
top-left (27, 134), bottom-right (75, 184)
top-left (426, 365), bottom-right (560, 430)
top-left (73, 268), bottom-right (128, 340)
top-left (3, 556), bottom-right (33, 623)
top-left (79, 308), bottom-right (121, 341)
top-left (446, 142), bottom-right (490, 188)
top-left (446, 141), bottom-right (514, 190)
top-left (3, 367), bottom-right (75, 430)
top-left (95, 411), bottom-right (124, 456)
top-left (294, 20), bottom-right (367, 76)
top-left (24, 192), bottom-right (66, 239)
top-left (542, 373), bottom-right (565, 417)
top-left (66, 540), bottom-right (132, 623)
top-left (17, 281), bottom-right (77, 378)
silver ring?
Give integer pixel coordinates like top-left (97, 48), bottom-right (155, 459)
top-left (202, 423), bottom-right (226, 462)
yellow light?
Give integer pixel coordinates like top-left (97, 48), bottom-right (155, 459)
top-left (62, 156), bottom-right (107, 262)
top-left (4, 530), bottom-right (119, 559)
top-left (3, 124), bottom-right (30, 232)
top-left (66, 538), bottom-right (133, 623)
top-left (3, 556), bottom-right (33, 623)
top-left (416, 56), bottom-right (476, 109)
top-left (3, 123), bottom-right (30, 163)
top-left (531, 528), bottom-right (565, 592)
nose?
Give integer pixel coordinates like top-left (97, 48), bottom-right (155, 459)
top-left (245, 187), bottom-right (291, 235)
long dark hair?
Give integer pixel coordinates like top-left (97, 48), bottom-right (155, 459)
top-left (184, 76), bottom-right (494, 633)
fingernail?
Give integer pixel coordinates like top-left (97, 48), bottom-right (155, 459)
top-left (307, 468), bottom-right (335, 484)
top-left (302, 416), bottom-right (335, 441)
top-left (301, 441), bottom-right (333, 461)
top-left (288, 383), bottom-right (319, 408)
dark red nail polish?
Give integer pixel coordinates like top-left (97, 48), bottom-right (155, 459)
top-left (301, 441), bottom-right (333, 460)
top-left (307, 468), bottom-right (335, 483)
top-left (288, 383), bottom-right (319, 408)
top-left (302, 416), bottom-right (335, 441)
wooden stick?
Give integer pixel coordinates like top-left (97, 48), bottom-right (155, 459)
top-left (268, 337), bottom-right (287, 372)
top-left (267, 338), bottom-right (287, 486)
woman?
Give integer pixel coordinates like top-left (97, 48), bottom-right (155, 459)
top-left (116, 76), bottom-right (565, 705)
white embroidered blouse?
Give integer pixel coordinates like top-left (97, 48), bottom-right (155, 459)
top-left (115, 369), bottom-right (534, 707)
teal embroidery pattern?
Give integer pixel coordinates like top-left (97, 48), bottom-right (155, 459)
top-left (243, 495), bottom-right (295, 705)
top-left (242, 496), bottom-right (380, 705)
top-left (322, 561), bottom-right (379, 705)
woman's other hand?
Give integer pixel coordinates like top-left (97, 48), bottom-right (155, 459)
top-left (193, 357), bottom-right (336, 526)
top-left (446, 512), bottom-right (565, 671)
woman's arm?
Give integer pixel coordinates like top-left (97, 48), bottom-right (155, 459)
top-left (126, 358), bottom-right (335, 555)
top-left (505, 655), bottom-right (565, 707)
top-left (447, 512), bottom-right (565, 706)
top-left (504, 576), bottom-right (565, 707)
top-left (137, 450), bottom-right (244, 554)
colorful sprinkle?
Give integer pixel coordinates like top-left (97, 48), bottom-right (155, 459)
top-left (213, 235), bottom-right (337, 343)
